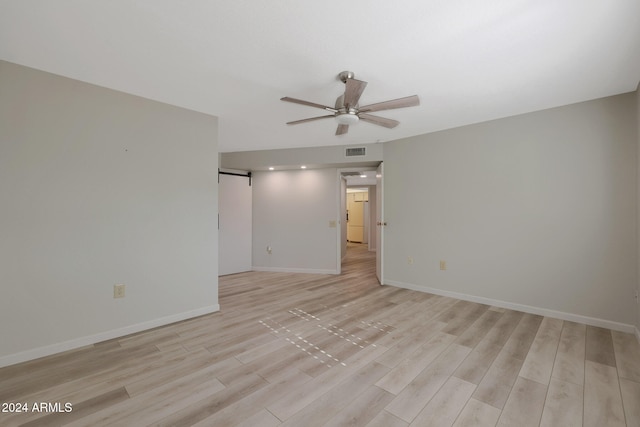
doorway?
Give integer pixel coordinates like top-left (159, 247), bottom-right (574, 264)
top-left (218, 171), bottom-right (252, 275)
top-left (338, 166), bottom-right (382, 282)
top-left (346, 188), bottom-right (368, 244)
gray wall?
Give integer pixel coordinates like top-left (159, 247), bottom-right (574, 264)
top-left (252, 168), bottom-right (339, 273)
top-left (0, 61), bottom-right (219, 366)
top-left (384, 93), bottom-right (637, 328)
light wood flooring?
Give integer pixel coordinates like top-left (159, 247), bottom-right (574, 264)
top-left (1, 243), bottom-right (639, 426)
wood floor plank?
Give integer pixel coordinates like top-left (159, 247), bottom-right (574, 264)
top-left (453, 340), bottom-right (503, 385)
top-left (375, 331), bottom-right (456, 395)
top-left (66, 376), bottom-right (226, 427)
top-left (539, 377), bottom-right (583, 427)
top-left (619, 378), bottom-right (640, 427)
top-left (233, 336), bottom-right (291, 364)
top-left (0, 342), bottom-right (159, 403)
top-left (279, 362), bottom-right (390, 427)
top-left (365, 410), bottom-right (409, 427)
top-left (233, 409), bottom-right (282, 427)
top-left (551, 321), bottom-right (586, 386)
top-left (441, 302), bottom-right (490, 336)
top-left (0, 345), bottom-right (186, 423)
top-left (586, 325), bottom-right (617, 367)
top-left (454, 309), bottom-right (504, 349)
top-left (452, 398), bottom-right (501, 427)
top-left (266, 343), bottom-right (388, 421)
top-left (472, 350), bottom-right (525, 409)
top-left (479, 309), bottom-right (524, 349)
top-left (584, 360), bottom-right (626, 427)
top-left (152, 373), bottom-right (268, 427)
top-left (496, 376), bottom-right (547, 427)
top-left (190, 367), bottom-right (312, 427)
top-left (385, 343), bottom-right (471, 423)
top-left (124, 348), bottom-right (237, 396)
top-left (612, 330), bottom-right (640, 383)
top-left (374, 320), bottom-right (447, 368)
top-left (322, 385), bottom-right (395, 427)
top-left (501, 313), bottom-right (543, 360)
top-left (408, 376), bottom-right (476, 427)
top-left (518, 317), bottom-right (563, 385)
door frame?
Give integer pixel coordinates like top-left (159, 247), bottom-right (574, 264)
top-left (336, 174), bottom-right (347, 274)
top-left (218, 171), bottom-right (253, 276)
top-left (375, 162), bottom-right (384, 284)
top-left (336, 164), bottom-right (383, 280)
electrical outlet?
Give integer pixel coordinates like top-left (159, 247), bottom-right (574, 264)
top-left (114, 284), bottom-right (125, 298)
top-left (407, 256), bottom-right (414, 265)
top-left (440, 260), bottom-right (447, 270)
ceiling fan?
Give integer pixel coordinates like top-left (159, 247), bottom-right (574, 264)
top-left (281, 71), bottom-right (420, 136)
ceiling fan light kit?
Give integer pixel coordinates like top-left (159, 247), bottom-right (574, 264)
top-left (335, 112), bottom-right (359, 125)
top-left (282, 71), bottom-right (419, 136)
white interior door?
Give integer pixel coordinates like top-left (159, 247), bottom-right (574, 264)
top-left (362, 200), bottom-right (369, 245)
top-left (376, 163), bottom-right (384, 284)
top-left (347, 195), bottom-right (365, 242)
top-left (219, 173), bottom-right (252, 275)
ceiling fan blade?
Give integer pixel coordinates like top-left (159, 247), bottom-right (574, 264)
top-left (343, 79), bottom-right (367, 109)
top-left (286, 115), bottom-right (335, 125)
top-left (359, 95), bottom-right (419, 113)
top-left (281, 97), bottom-right (338, 112)
top-left (359, 113), bottom-right (400, 129)
top-left (336, 124), bottom-right (349, 135)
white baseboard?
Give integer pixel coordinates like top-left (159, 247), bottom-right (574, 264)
top-left (385, 280), bottom-right (636, 334)
top-left (0, 305), bottom-right (220, 369)
top-left (252, 266), bottom-right (338, 275)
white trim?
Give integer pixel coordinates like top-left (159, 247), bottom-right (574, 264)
top-left (336, 171), bottom-right (345, 275)
top-left (0, 305), bottom-right (220, 368)
top-left (385, 280), bottom-right (636, 334)
top-left (252, 266), bottom-right (338, 275)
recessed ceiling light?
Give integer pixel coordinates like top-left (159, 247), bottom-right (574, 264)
top-left (360, 174), bottom-right (367, 178)
top-left (268, 167), bottom-right (274, 170)
top-left (301, 165), bottom-right (307, 169)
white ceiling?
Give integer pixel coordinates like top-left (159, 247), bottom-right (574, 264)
top-left (1, 1), bottom-right (639, 153)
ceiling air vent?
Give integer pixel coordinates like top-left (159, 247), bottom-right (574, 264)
top-left (345, 147), bottom-right (366, 157)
